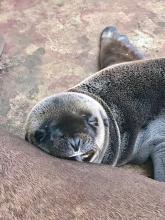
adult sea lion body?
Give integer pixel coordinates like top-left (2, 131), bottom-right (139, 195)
top-left (25, 27), bottom-right (165, 181)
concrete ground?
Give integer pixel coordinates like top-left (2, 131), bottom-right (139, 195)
top-left (0, 0), bottom-right (164, 175)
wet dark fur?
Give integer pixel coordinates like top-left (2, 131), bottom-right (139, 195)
top-left (71, 58), bottom-right (165, 163)
top-left (26, 26), bottom-right (165, 181)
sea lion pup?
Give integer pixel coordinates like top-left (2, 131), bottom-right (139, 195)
top-left (25, 26), bottom-right (165, 181)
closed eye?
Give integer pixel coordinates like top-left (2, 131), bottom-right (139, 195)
top-left (88, 116), bottom-right (98, 127)
top-left (35, 129), bottom-right (46, 143)
top-left (81, 114), bottom-right (98, 127)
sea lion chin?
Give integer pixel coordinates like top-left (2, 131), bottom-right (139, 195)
top-left (25, 92), bottom-right (113, 164)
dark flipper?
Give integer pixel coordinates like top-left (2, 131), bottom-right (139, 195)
top-left (151, 143), bottom-right (165, 182)
top-left (99, 26), bottom-right (144, 69)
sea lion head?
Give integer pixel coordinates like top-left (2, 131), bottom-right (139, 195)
top-left (25, 92), bottom-right (111, 163)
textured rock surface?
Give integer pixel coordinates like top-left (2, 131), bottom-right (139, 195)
top-left (0, 128), bottom-right (165, 220)
top-left (0, 1), bottom-right (164, 177)
top-left (0, 0), bottom-right (164, 136)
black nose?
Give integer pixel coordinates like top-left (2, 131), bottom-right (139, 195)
top-left (68, 137), bottom-right (81, 151)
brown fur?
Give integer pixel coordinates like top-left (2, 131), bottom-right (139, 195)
top-left (25, 27), bottom-right (165, 180)
top-left (1, 128), bottom-right (165, 219)
top-left (71, 58), bottom-right (165, 165)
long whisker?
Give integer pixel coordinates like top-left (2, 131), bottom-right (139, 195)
top-left (68, 143), bottom-right (101, 159)
top-left (68, 151), bottom-right (84, 158)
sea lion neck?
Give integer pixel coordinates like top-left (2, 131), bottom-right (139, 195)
top-left (69, 89), bottom-right (122, 166)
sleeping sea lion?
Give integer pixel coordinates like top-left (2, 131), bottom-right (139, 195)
top-left (25, 26), bottom-right (165, 181)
